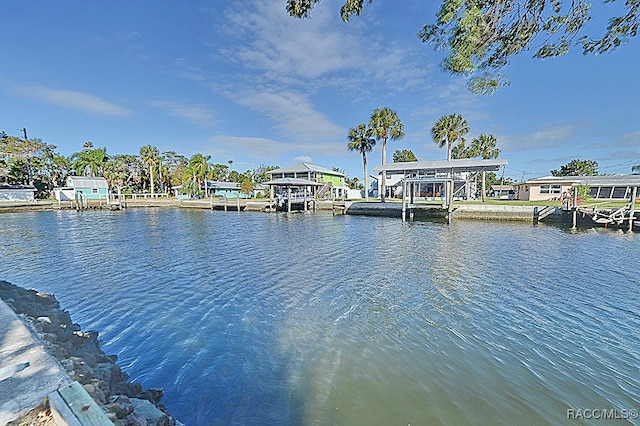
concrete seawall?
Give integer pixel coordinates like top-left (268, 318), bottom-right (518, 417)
top-left (345, 202), bottom-right (569, 223)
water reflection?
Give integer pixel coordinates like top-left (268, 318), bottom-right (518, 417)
top-left (0, 210), bottom-right (638, 425)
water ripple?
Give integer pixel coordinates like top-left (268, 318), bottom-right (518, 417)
top-left (1, 211), bottom-right (639, 425)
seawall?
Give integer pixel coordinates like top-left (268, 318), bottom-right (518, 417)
top-left (0, 280), bottom-right (182, 426)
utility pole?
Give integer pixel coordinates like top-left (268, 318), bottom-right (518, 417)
top-left (23, 128), bottom-right (33, 186)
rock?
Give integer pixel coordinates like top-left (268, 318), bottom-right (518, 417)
top-left (118, 412), bottom-right (149, 426)
top-left (83, 379), bottom-right (108, 405)
top-left (61, 356), bottom-right (95, 383)
top-left (136, 388), bottom-right (163, 404)
top-left (130, 398), bottom-right (171, 426)
top-left (112, 381), bottom-right (143, 397)
top-left (104, 395), bottom-right (135, 419)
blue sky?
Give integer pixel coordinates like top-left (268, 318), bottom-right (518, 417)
top-left (1, 1), bottom-right (639, 181)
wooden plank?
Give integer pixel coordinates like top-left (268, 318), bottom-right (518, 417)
top-left (57, 381), bottom-right (114, 425)
top-left (48, 390), bottom-right (82, 426)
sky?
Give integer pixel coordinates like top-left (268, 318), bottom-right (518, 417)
top-left (1, 0), bottom-right (639, 182)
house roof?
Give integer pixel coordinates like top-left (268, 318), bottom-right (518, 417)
top-left (206, 181), bottom-right (239, 189)
top-left (268, 162), bottom-right (345, 177)
top-left (374, 158), bottom-right (507, 174)
top-left (67, 176), bottom-right (109, 188)
top-left (524, 175), bottom-right (640, 186)
top-left (0, 184), bottom-right (37, 191)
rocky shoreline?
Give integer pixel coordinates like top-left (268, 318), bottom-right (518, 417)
top-left (0, 280), bottom-right (182, 426)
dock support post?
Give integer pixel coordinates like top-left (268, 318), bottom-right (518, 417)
top-left (304, 187), bottom-right (308, 212)
top-left (572, 186), bottom-right (578, 229)
top-left (287, 186), bottom-right (292, 213)
top-left (401, 179), bottom-right (407, 222)
top-left (629, 186), bottom-right (637, 232)
top-left (447, 178), bottom-right (454, 225)
top-left (237, 196), bottom-right (240, 212)
top-left (224, 196), bottom-right (228, 212)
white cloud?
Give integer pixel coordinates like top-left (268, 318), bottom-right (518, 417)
top-left (14, 84), bottom-right (130, 116)
top-left (204, 135), bottom-right (345, 163)
top-left (150, 100), bottom-right (216, 127)
top-left (232, 89), bottom-right (343, 141)
top-left (295, 155), bottom-right (313, 163)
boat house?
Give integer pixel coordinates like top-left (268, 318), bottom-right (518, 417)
top-left (267, 163), bottom-right (346, 200)
top-left (54, 176), bottom-right (109, 202)
top-left (374, 158), bottom-right (508, 201)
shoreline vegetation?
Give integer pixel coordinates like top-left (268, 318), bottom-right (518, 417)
top-left (0, 280), bottom-right (183, 426)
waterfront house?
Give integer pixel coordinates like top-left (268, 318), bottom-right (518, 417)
top-left (267, 163), bottom-right (346, 200)
top-left (54, 176), bottom-right (109, 202)
top-left (516, 175), bottom-right (640, 201)
top-left (0, 184), bottom-right (37, 202)
top-left (206, 181), bottom-right (241, 198)
top-left (374, 158), bottom-right (508, 201)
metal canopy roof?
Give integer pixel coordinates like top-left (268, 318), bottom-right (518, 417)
top-left (374, 158), bottom-right (507, 174)
top-left (267, 162), bottom-right (345, 177)
top-left (264, 178), bottom-right (324, 186)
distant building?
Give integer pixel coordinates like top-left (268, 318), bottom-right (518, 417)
top-left (205, 181), bottom-right (242, 198)
top-left (516, 175), bottom-right (640, 201)
top-left (490, 185), bottom-right (516, 199)
top-left (267, 163), bottom-right (346, 199)
top-left (0, 184), bottom-right (37, 202)
top-left (54, 176), bottom-right (109, 201)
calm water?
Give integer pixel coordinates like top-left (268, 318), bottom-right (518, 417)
top-left (1, 209), bottom-right (639, 425)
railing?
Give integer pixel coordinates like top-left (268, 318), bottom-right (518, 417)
top-left (110, 193), bottom-right (170, 200)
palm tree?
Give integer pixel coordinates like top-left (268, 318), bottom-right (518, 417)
top-left (471, 134), bottom-right (500, 202)
top-left (72, 145), bottom-right (107, 177)
top-left (139, 145), bottom-right (160, 196)
top-left (347, 123), bottom-right (376, 201)
top-left (188, 153), bottom-right (211, 196)
top-left (368, 107), bottom-right (405, 202)
top-left (431, 114), bottom-right (469, 161)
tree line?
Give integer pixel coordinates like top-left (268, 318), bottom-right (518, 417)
top-left (346, 109), bottom-right (503, 200)
top-left (0, 132), bottom-right (278, 199)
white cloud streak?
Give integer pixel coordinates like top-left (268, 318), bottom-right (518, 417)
top-left (150, 100), bottom-right (216, 127)
top-left (14, 84), bottom-right (130, 116)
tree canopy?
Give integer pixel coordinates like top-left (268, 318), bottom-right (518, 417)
top-left (551, 159), bottom-right (599, 176)
top-left (287, 0), bottom-right (639, 93)
top-left (392, 149), bottom-right (418, 162)
top-left (431, 113), bottom-right (469, 161)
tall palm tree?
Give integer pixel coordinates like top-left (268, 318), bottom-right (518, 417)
top-left (431, 114), bottom-right (469, 161)
top-left (471, 134), bottom-right (500, 202)
top-left (139, 145), bottom-right (160, 196)
top-left (347, 123), bottom-right (376, 201)
top-left (368, 107), bottom-right (405, 202)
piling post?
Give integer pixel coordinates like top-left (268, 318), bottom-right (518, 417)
top-left (447, 178), bottom-right (454, 225)
top-left (629, 186), bottom-right (637, 232)
top-left (224, 196), bottom-right (228, 212)
top-left (401, 179), bottom-right (407, 222)
top-left (287, 186), bottom-right (292, 213)
top-left (236, 196), bottom-right (240, 212)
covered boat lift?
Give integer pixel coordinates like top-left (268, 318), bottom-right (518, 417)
top-left (264, 178), bottom-right (324, 213)
top-left (374, 158), bottom-right (508, 223)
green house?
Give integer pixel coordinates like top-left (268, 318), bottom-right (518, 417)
top-left (267, 162), bottom-right (346, 199)
top-left (65, 176), bottom-right (109, 200)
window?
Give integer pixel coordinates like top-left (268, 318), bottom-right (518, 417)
top-left (91, 188), bottom-right (98, 194)
top-left (540, 184), bottom-right (561, 194)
